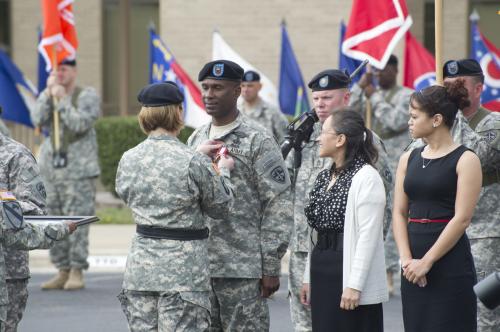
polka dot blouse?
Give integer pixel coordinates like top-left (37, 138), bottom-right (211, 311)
top-left (304, 157), bottom-right (366, 232)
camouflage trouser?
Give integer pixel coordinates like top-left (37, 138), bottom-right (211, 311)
top-left (384, 227), bottom-right (399, 273)
top-left (288, 251), bottom-right (312, 332)
top-left (118, 289), bottom-right (210, 332)
top-left (45, 178), bottom-right (96, 270)
top-left (470, 238), bottom-right (500, 332)
top-left (209, 278), bottom-right (269, 332)
top-left (5, 279), bottom-right (28, 332)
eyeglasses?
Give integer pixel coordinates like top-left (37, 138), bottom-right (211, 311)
top-left (320, 130), bottom-right (340, 137)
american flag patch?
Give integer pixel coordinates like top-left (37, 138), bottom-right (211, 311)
top-left (0, 191), bottom-right (16, 201)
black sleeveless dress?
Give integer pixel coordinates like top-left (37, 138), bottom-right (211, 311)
top-left (402, 145), bottom-right (477, 332)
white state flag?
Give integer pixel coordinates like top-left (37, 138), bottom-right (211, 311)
top-left (212, 31), bottom-right (279, 108)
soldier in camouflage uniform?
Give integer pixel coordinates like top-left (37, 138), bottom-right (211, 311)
top-left (30, 59), bottom-right (100, 290)
top-left (0, 132), bottom-right (75, 332)
top-left (239, 70), bottom-right (289, 144)
top-left (349, 55), bottom-right (412, 294)
top-left (443, 59), bottom-right (499, 332)
top-left (287, 69), bottom-right (393, 331)
top-left (115, 82), bottom-right (234, 331)
top-left (0, 111), bottom-right (43, 332)
top-left (188, 60), bottom-right (292, 332)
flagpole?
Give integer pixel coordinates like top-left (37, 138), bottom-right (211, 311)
top-left (52, 45), bottom-right (61, 153)
top-left (435, 0), bottom-right (443, 85)
top-left (365, 64), bottom-right (372, 129)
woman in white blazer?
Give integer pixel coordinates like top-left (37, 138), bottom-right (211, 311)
top-left (300, 109), bottom-right (388, 332)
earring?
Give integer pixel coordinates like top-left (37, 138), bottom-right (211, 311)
top-left (433, 124), bottom-right (437, 128)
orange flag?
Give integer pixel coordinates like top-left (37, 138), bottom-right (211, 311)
top-left (38, 0), bottom-right (78, 71)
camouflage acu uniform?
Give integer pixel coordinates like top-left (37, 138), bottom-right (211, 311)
top-left (239, 97), bottom-right (289, 144)
top-left (350, 83), bottom-right (413, 273)
top-left (456, 108), bottom-right (500, 332)
top-left (0, 120), bottom-right (10, 137)
top-left (0, 133), bottom-right (69, 332)
top-left (188, 113), bottom-right (293, 332)
top-left (287, 122), bottom-right (393, 332)
top-left (31, 87), bottom-right (100, 270)
top-left (115, 134), bottom-right (234, 331)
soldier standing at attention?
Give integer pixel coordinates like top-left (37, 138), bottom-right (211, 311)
top-left (0, 132), bottom-right (76, 332)
top-left (239, 70), bottom-right (289, 143)
top-left (31, 58), bottom-right (100, 290)
top-left (442, 59), bottom-right (499, 332)
top-left (116, 82), bottom-right (235, 331)
top-left (288, 69), bottom-right (393, 331)
top-left (188, 60), bottom-right (292, 332)
top-left (1, 128), bottom-right (46, 332)
top-left (349, 55), bottom-right (413, 294)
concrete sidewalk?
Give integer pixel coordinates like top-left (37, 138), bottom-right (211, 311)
top-left (29, 224), bottom-right (291, 274)
top-left (29, 225), bottom-right (135, 273)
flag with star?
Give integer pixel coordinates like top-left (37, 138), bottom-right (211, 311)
top-left (470, 20), bottom-right (500, 111)
top-left (149, 29), bottom-right (210, 128)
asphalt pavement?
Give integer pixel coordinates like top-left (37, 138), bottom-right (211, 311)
top-left (19, 272), bottom-right (404, 332)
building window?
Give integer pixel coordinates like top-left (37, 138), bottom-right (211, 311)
top-left (102, 0), bottom-right (159, 116)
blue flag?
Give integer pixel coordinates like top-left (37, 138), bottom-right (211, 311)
top-left (339, 21), bottom-right (364, 85)
top-left (0, 50), bottom-right (36, 127)
top-left (279, 23), bottom-right (309, 117)
top-left (38, 27), bottom-right (49, 94)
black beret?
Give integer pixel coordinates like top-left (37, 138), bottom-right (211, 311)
top-left (242, 70), bottom-right (260, 82)
top-left (59, 58), bottom-right (77, 67)
top-left (137, 81), bottom-right (184, 107)
top-left (198, 60), bottom-right (244, 82)
top-left (443, 59), bottom-right (483, 78)
top-left (387, 54), bottom-right (398, 66)
top-left (308, 69), bottom-right (350, 91)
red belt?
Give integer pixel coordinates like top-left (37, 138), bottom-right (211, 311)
top-left (409, 218), bottom-right (451, 223)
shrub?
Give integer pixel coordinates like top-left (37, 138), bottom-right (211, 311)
top-left (95, 116), bottom-right (194, 194)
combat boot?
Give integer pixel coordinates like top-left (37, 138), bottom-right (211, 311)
top-left (64, 268), bottom-right (85, 290)
top-left (41, 269), bottom-right (70, 290)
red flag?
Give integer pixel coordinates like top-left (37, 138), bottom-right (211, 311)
top-left (38, 0), bottom-right (78, 71)
top-left (342, 0), bottom-right (412, 69)
top-left (403, 32), bottom-right (436, 91)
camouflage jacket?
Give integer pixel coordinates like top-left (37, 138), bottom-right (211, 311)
top-left (116, 135), bottom-right (234, 292)
top-left (0, 134), bottom-right (47, 280)
top-left (456, 108), bottom-right (500, 239)
top-left (0, 222), bottom-right (69, 322)
top-left (0, 119), bottom-right (10, 137)
top-left (31, 87), bottom-right (101, 180)
top-left (350, 83), bottom-right (414, 172)
top-left (288, 123), bottom-right (394, 253)
top-left (188, 113), bottom-right (293, 278)
top-left (239, 97), bottom-right (289, 144)
top-left (408, 108), bottom-right (500, 238)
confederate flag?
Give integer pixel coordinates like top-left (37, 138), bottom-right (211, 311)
top-left (342, 0), bottom-right (413, 69)
top-left (38, 0), bottom-right (78, 71)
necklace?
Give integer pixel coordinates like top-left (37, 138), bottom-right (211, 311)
top-left (422, 157), bottom-right (432, 168)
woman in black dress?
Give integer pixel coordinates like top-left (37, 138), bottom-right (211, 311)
top-left (393, 80), bottom-right (482, 332)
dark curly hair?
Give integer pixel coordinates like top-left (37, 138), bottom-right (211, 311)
top-left (328, 108), bottom-right (379, 171)
top-left (410, 80), bottom-right (470, 128)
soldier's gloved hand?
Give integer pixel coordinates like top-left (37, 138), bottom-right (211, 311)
top-left (196, 140), bottom-right (223, 158)
top-left (260, 275), bottom-right (280, 298)
top-left (64, 221), bottom-right (77, 234)
top-left (217, 154), bottom-right (235, 171)
top-left (50, 84), bottom-right (66, 99)
top-left (358, 72), bottom-right (373, 89)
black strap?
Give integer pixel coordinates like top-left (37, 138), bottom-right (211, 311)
top-left (136, 225), bottom-right (209, 241)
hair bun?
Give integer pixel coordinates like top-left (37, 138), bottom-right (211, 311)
top-left (444, 79), bottom-right (471, 110)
